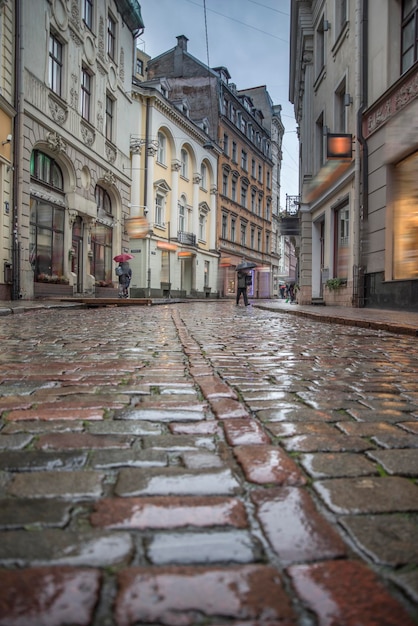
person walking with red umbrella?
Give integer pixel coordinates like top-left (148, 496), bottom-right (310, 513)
top-left (114, 254), bottom-right (133, 298)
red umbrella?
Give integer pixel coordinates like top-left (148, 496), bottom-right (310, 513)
top-left (113, 253), bottom-right (134, 263)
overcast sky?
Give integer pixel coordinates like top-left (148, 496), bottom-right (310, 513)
top-left (138, 0), bottom-right (299, 205)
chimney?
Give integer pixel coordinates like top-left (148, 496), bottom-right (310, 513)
top-left (176, 35), bottom-right (188, 51)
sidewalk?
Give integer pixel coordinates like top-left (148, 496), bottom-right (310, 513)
top-left (254, 299), bottom-right (418, 336)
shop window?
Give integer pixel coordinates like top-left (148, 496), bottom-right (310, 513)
top-left (393, 151), bottom-right (418, 279)
top-left (91, 224), bottom-right (113, 283)
top-left (29, 199), bottom-right (65, 281)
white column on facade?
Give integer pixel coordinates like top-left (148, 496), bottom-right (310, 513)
top-left (209, 185), bottom-right (217, 249)
top-left (171, 160), bottom-right (181, 236)
top-left (129, 138), bottom-right (144, 217)
top-left (192, 173), bottom-right (201, 239)
top-left (146, 144), bottom-right (157, 223)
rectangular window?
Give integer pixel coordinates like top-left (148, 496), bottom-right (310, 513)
top-left (250, 227), bottom-right (255, 249)
top-left (105, 95), bottom-right (114, 141)
top-left (241, 150), bottom-right (247, 171)
top-left (251, 159), bottom-right (256, 178)
top-left (251, 190), bottom-right (256, 212)
top-left (199, 214), bottom-right (205, 241)
top-left (223, 133), bottom-right (229, 156)
top-left (241, 184), bottom-right (247, 209)
top-left (232, 141), bottom-right (237, 163)
top-left (157, 132), bottom-right (166, 164)
top-left (335, 203), bottom-right (350, 278)
top-left (155, 194), bottom-right (164, 226)
top-left (107, 14), bottom-right (116, 59)
top-left (401, 0), bottom-right (418, 73)
top-left (222, 214), bottom-right (228, 239)
top-left (49, 34), bottom-right (63, 97)
top-left (136, 58), bottom-right (144, 76)
top-left (82, 0), bottom-right (93, 30)
top-left (258, 164), bottom-right (262, 183)
top-left (200, 164), bottom-right (207, 189)
top-left (336, 0), bottom-right (348, 34)
top-left (316, 15), bottom-right (326, 76)
top-left (335, 79), bottom-right (346, 133)
top-left (222, 173), bottom-right (228, 196)
top-left (181, 149), bottom-right (188, 178)
top-left (231, 178), bottom-right (237, 202)
top-left (240, 223), bottom-right (247, 246)
top-left (231, 218), bottom-right (236, 242)
top-left (204, 261), bottom-right (209, 287)
top-left (81, 67), bottom-right (92, 121)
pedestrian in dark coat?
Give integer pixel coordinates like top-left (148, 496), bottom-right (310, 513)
top-left (117, 262), bottom-right (132, 298)
top-left (236, 270), bottom-right (250, 306)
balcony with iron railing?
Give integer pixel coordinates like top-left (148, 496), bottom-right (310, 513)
top-left (278, 195), bottom-right (301, 236)
top-left (177, 231), bottom-right (197, 246)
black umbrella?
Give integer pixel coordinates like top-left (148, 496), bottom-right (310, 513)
top-left (235, 261), bottom-right (257, 271)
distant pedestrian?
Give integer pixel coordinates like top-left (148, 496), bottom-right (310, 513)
top-left (236, 270), bottom-right (250, 306)
top-left (279, 284), bottom-right (286, 299)
top-left (116, 261), bottom-right (132, 298)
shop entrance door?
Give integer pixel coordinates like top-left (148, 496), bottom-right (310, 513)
top-left (72, 217), bottom-right (83, 293)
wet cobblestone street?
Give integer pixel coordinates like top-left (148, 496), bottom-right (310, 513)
top-left (0, 301), bottom-right (417, 625)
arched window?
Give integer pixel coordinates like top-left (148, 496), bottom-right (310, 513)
top-left (91, 184), bottom-right (113, 284)
top-left (29, 150), bottom-right (65, 281)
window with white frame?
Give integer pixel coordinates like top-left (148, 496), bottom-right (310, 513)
top-left (336, 0), bottom-right (348, 34)
top-left (157, 132), bottom-right (166, 165)
top-left (335, 79), bottom-right (346, 133)
top-left (49, 33), bottom-right (63, 97)
top-left (241, 150), bottom-right (247, 171)
top-left (82, 0), bottom-right (93, 30)
top-left (178, 195), bottom-right (186, 232)
top-left (316, 15), bottom-right (327, 77)
top-left (222, 171), bottom-right (228, 196)
top-left (81, 66), bottom-right (92, 122)
top-left (241, 183), bottom-right (248, 208)
top-left (107, 13), bottom-right (116, 60)
top-left (223, 133), bottom-right (229, 156)
top-left (231, 177), bottom-right (237, 202)
top-left (231, 217), bottom-right (236, 242)
top-left (105, 94), bottom-right (114, 141)
top-left (240, 223), bottom-right (247, 246)
top-left (155, 193), bottom-right (165, 226)
top-left (181, 149), bottom-right (188, 178)
top-left (335, 201), bottom-right (350, 278)
top-left (200, 163), bottom-right (207, 190)
top-left (199, 213), bottom-right (206, 241)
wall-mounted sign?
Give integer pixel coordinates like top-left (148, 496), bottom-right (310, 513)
top-left (327, 133), bottom-right (353, 159)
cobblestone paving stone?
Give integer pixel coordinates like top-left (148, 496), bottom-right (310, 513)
top-left (0, 301), bottom-right (417, 625)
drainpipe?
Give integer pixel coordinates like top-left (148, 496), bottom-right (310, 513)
top-left (12, 0), bottom-right (23, 299)
top-left (355, 0), bottom-right (369, 306)
top-left (145, 98), bottom-right (151, 295)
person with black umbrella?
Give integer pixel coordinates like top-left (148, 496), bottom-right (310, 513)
top-left (235, 259), bottom-right (256, 306)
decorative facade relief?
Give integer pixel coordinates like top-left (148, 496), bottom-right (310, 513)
top-left (105, 144), bottom-right (117, 164)
top-left (97, 100), bottom-right (104, 133)
top-left (48, 96), bottom-right (68, 124)
top-left (70, 73), bottom-right (78, 109)
top-left (46, 131), bottom-right (67, 153)
top-left (130, 138), bottom-right (146, 154)
top-left (98, 16), bottom-right (105, 61)
top-left (119, 48), bottom-right (125, 82)
top-left (81, 123), bottom-right (95, 146)
top-left (103, 170), bottom-right (116, 186)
